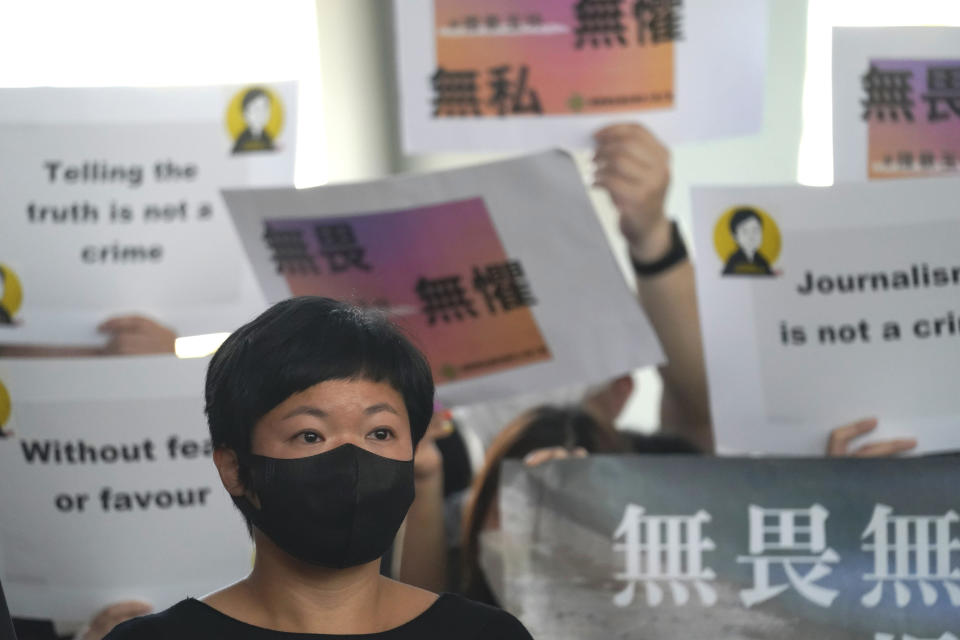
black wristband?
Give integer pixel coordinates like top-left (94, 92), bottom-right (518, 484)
top-left (630, 220), bottom-right (688, 277)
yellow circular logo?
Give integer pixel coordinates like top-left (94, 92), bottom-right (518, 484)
top-left (225, 86), bottom-right (285, 154)
top-left (0, 263), bottom-right (23, 323)
top-left (713, 206), bottom-right (782, 277)
top-left (0, 379), bottom-right (11, 436)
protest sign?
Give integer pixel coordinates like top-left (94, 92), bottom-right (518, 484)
top-left (493, 455), bottom-right (960, 640)
top-left (393, 0), bottom-right (766, 153)
top-left (0, 357), bottom-right (252, 621)
top-left (223, 150), bottom-right (663, 407)
top-left (0, 84), bottom-right (296, 346)
top-left (833, 27), bottom-right (960, 182)
top-left (691, 179), bottom-right (960, 455)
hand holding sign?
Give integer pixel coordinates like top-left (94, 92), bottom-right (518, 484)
top-left (0, 315), bottom-right (176, 357)
top-left (78, 601), bottom-right (153, 640)
top-left (593, 123), bottom-right (672, 261)
top-left (594, 123), bottom-right (711, 450)
top-left (825, 417), bottom-right (917, 458)
top-left (97, 316), bottom-right (177, 356)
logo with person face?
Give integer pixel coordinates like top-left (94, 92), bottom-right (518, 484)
top-left (713, 206), bottom-right (782, 277)
top-left (226, 86), bottom-right (285, 155)
top-left (0, 379), bottom-right (11, 438)
top-left (0, 263), bottom-right (23, 324)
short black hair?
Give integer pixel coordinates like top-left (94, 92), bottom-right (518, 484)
top-left (502, 406), bottom-right (701, 460)
top-left (241, 87), bottom-right (270, 111)
top-left (729, 207), bottom-right (763, 235)
top-left (503, 406), bottom-right (622, 460)
top-left (205, 297), bottom-right (435, 469)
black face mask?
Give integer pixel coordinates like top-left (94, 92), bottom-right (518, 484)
top-left (237, 443), bottom-right (415, 568)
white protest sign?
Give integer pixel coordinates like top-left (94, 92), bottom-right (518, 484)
top-left (0, 356), bottom-right (252, 621)
top-left (0, 84), bottom-right (297, 346)
top-left (223, 150), bottom-right (664, 407)
top-left (394, 0), bottom-right (766, 153)
top-left (833, 27), bottom-right (960, 182)
top-left (692, 179), bottom-right (960, 455)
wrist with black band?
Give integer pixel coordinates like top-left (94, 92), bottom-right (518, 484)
top-left (630, 220), bottom-right (688, 277)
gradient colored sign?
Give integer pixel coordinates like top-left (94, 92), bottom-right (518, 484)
top-left (865, 59), bottom-right (960, 179)
top-left (433, 0), bottom-right (676, 117)
top-left (263, 197), bottom-right (551, 383)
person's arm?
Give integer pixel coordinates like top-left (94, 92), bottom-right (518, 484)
top-left (397, 413), bottom-right (451, 592)
top-left (0, 345), bottom-right (101, 357)
top-left (593, 123), bottom-right (713, 452)
top-left (96, 316), bottom-right (177, 355)
top-left (0, 316), bottom-right (176, 358)
top-left (75, 601), bottom-right (152, 640)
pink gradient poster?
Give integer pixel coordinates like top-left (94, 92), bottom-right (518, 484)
top-left (864, 59), bottom-right (960, 180)
top-left (264, 197), bottom-right (551, 384)
top-left (433, 0), bottom-right (675, 117)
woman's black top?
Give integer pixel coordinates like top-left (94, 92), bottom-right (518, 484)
top-left (105, 593), bottom-right (533, 640)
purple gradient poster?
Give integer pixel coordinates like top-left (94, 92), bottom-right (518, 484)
top-left (263, 197), bottom-right (551, 383)
top-left (864, 59), bottom-right (960, 179)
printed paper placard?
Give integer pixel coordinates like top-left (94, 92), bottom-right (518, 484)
top-left (224, 150), bottom-right (664, 407)
top-left (691, 179), bottom-right (960, 455)
top-left (0, 357), bottom-right (252, 621)
top-left (834, 27), bottom-right (960, 181)
top-left (0, 84), bottom-right (297, 346)
top-left (394, 0), bottom-right (766, 152)
top-left (264, 198), bottom-right (550, 383)
top-left (494, 455), bottom-right (960, 640)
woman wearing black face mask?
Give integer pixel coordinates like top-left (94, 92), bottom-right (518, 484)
top-left (106, 297), bottom-right (533, 640)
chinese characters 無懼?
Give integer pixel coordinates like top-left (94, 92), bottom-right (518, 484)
top-left (416, 259), bottom-right (537, 325)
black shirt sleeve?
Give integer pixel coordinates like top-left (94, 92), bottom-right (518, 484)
top-left (103, 613), bottom-right (166, 640)
top-left (475, 608), bottom-right (535, 640)
top-left (12, 618), bottom-right (62, 640)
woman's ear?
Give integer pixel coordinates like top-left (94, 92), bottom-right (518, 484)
top-left (213, 448), bottom-right (246, 497)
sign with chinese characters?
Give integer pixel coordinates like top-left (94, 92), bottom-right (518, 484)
top-left (690, 179), bottom-right (960, 455)
top-left (393, 0), bottom-right (766, 153)
top-left (833, 27), bottom-right (960, 181)
top-left (0, 84), bottom-right (296, 346)
top-left (261, 200), bottom-right (551, 382)
top-left (223, 150), bottom-right (663, 407)
top-left (0, 357), bottom-right (253, 621)
top-left (493, 455), bottom-right (960, 639)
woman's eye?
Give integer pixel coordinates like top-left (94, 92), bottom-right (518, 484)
top-left (298, 431), bottom-right (322, 444)
top-left (369, 428), bottom-right (394, 441)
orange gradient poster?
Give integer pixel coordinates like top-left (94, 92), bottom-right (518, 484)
top-left (433, 0), bottom-right (675, 117)
top-left (833, 27), bottom-right (960, 182)
top-left (864, 59), bottom-right (960, 180)
top-left (394, 0), bottom-right (767, 153)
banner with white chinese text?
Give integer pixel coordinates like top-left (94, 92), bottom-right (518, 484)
top-left (493, 455), bottom-right (960, 640)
